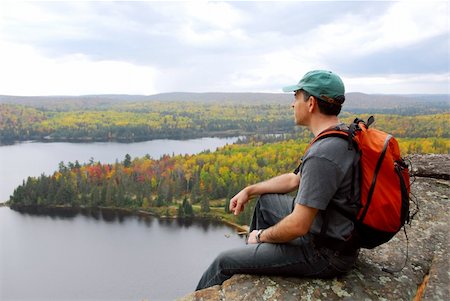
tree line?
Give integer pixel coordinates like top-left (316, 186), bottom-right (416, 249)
top-left (1, 102), bottom-right (448, 144)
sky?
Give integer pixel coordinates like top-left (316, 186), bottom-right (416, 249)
top-left (0, 0), bottom-right (448, 96)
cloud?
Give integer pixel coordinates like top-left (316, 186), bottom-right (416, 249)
top-left (303, 1), bottom-right (449, 69)
top-left (0, 1), bottom-right (448, 95)
top-left (182, 1), bottom-right (243, 31)
top-left (0, 41), bottom-right (157, 96)
top-left (345, 73), bottom-right (450, 94)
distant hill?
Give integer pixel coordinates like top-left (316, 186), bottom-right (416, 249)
top-left (0, 92), bottom-right (448, 114)
top-left (343, 93), bottom-right (449, 114)
top-left (0, 92), bottom-right (290, 106)
top-left (345, 92), bottom-right (449, 107)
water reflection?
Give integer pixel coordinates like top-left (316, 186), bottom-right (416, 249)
top-left (13, 206), bottom-right (78, 219)
top-left (11, 206), bottom-right (143, 223)
top-left (80, 208), bottom-right (100, 220)
top-left (11, 206), bottom-right (232, 231)
top-left (137, 214), bottom-right (154, 227)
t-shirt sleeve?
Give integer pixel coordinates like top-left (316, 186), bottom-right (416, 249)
top-left (295, 156), bottom-right (344, 210)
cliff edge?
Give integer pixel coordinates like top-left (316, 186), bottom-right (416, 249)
top-left (178, 154), bottom-right (449, 301)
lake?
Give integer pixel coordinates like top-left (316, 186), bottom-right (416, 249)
top-left (0, 207), bottom-right (245, 300)
top-left (0, 137), bottom-right (246, 300)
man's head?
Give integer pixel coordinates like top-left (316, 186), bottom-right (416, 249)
top-left (283, 70), bottom-right (345, 116)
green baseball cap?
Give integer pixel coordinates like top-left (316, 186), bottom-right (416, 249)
top-left (282, 70), bottom-right (345, 102)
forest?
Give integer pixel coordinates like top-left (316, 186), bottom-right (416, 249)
top-left (3, 96), bottom-right (449, 225)
top-left (0, 102), bottom-right (294, 143)
top-left (0, 94), bottom-right (449, 144)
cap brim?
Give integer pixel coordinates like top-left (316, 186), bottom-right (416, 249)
top-left (282, 85), bottom-right (300, 92)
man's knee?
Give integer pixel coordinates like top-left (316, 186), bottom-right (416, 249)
top-left (198, 250), bottom-right (238, 290)
top-left (210, 250), bottom-right (232, 271)
top-left (256, 193), bottom-right (295, 220)
top-left (258, 193), bottom-right (290, 210)
top-left (258, 193), bottom-right (276, 207)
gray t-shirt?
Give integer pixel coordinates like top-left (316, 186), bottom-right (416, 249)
top-left (294, 136), bottom-right (360, 241)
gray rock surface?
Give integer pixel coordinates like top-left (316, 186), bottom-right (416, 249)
top-left (178, 154), bottom-right (449, 301)
top-left (408, 154), bottom-right (450, 180)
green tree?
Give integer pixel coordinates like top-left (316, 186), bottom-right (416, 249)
top-left (124, 154), bottom-right (132, 168)
top-left (201, 198), bottom-right (210, 213)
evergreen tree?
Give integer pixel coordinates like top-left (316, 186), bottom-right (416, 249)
top-left (90, 186), bottom-right (101, 207)
top-left (201, 198), bottom-right (210, 213)
top-left (58, 161), bottom-right (67, 173)
top-left (104, 180), bottom-right (114, 206)
top-left (74, 160), bottom-right (81, 169)
top-left (183, 196), bottom-right (194, 217)
top-left (224, 198), bottom-right (231, 214)
top-left (123, 154), bottom-right (132, 168)
top-left (156, 194), bottom-right (165, 207)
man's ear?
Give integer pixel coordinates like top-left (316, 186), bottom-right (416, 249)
top-left (308, 96), bottom-right (316, 113)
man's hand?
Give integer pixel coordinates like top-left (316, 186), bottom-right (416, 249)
top-left (229, 188), bottom-right (250, 216)
top-left (246, 230), bottom-right (259, 244)
top-left (229, 173), bottom-right (300, 216)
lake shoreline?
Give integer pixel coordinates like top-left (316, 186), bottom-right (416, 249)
top-left (0, 131), bottom-right (249, 146)
top-left (8, 203), bottom-right (249, 233)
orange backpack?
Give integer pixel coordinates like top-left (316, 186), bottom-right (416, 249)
top-left (311, 116), bottom-right (411, 249)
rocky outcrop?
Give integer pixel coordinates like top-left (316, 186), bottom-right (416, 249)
top-left (408, 154), bottom-right (450, 180)
top-left (178, 154), bottom-right (449, 301)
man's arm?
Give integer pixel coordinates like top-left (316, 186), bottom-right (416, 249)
top-left (247, 203), bottom-right (318, 244)
top-left (229, 172), bottom-right (300, 216)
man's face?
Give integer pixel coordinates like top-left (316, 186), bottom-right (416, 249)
top-left (291, 90), bottom-right (311, 126)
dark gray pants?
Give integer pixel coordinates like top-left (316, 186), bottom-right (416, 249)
top-left (196, 194), bottom-right (357, 290)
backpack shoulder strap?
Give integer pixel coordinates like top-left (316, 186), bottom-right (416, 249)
top-left (293, 124), bottom-right (359, 175)
top-left (312, 126), bottom-right (356, 151)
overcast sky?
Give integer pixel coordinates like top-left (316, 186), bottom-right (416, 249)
top-left (0, 0), bottom-right (448, 96)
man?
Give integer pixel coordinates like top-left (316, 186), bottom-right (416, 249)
top-left (196, 70), bottom-right (360, 290)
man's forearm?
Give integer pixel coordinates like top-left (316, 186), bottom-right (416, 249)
top-left (248, 204), bottom-right (318, 244)
top-left (261, 214), bottom-right (304, 243)
top-left (245, 173), bottom-right (300, 197)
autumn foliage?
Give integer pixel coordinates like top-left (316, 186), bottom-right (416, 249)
top-left (4, 100), bottom-right (449, 224)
